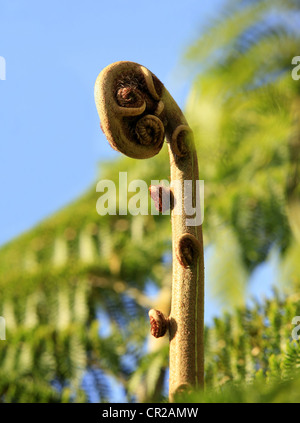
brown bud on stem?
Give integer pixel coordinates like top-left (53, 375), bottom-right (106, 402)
top-left (148, 309), bottom-right (169, 338)
top-left (149, 185), bottom-right (174, 213)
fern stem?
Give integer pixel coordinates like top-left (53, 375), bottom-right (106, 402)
top-left (94, 61), bottom-right (205, 401)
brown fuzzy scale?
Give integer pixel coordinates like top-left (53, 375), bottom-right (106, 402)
top-left (149, 309), bottom-right (168, 338)
top-left (115, 71), bottom-right (158, 114)
top-left (135, 115), bottom-right (164, 146)
top-left (149, 185), bottom-right (174, 213)
top-left (116, 86), bottom-right (145, 108)
top-left (171, 125), bottom-right (194, 158)
top-left (120, 114), bottom-right (164, 150)
top-left (175, 131), bottom-right (189, 156)
top-left (177, 233), bottom-right (201, 268)
top-left (114, 71), bottom-right (146, 97)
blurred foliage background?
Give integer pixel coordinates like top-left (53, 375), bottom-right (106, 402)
top-left (1, 0), bottom-right (300, 402)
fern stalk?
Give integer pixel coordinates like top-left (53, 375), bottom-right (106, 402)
top-left (94, 61), bottom-right (205, 400)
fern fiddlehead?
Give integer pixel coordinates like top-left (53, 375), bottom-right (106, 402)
top-left (94, 61), bottom-right (205, 400)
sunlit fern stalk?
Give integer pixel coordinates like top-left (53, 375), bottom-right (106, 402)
top-left (94, 61), bottom-right (205, 400)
